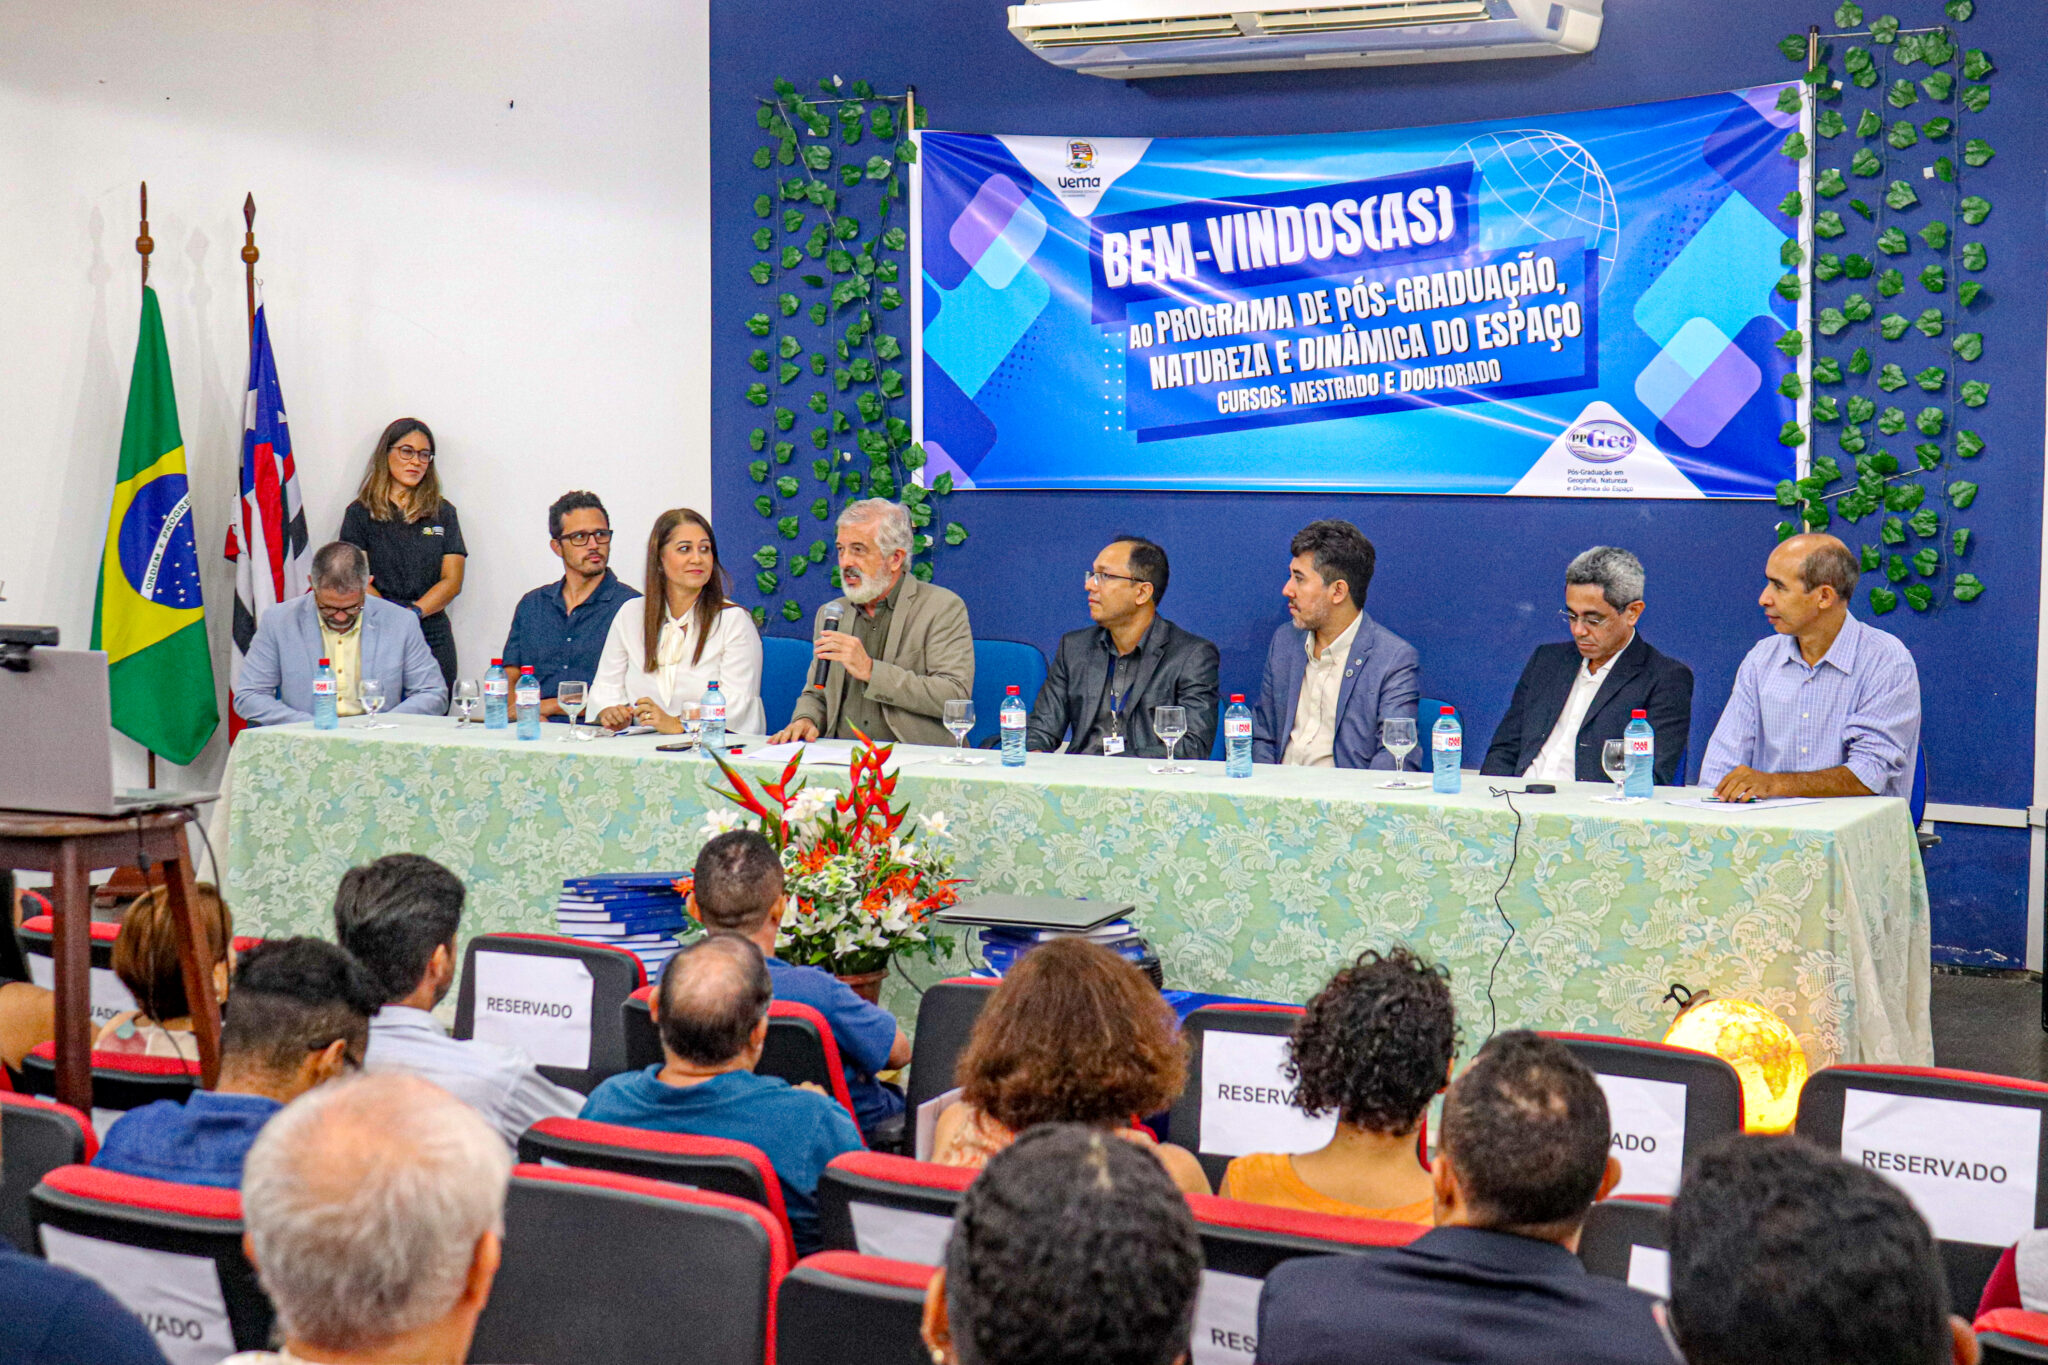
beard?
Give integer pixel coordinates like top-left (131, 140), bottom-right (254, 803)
top-left (843, 569), bottom-right (889, 605)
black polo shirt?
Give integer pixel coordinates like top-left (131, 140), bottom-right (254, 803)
top-left (340, 499), bottom-right (466, 608)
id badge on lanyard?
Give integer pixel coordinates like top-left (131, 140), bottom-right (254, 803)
top-left (1103, 689), bottom-right (1126, 756)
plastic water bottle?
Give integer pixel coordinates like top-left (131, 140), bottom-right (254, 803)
top-left (701, 680), bottom-right (727, 753)
top-left (1224, 694), bottom-right (1253, 778)
top-left (311, 657), bottom-right (338, 731)
top-left (1625, 708), bottom-right (1655, 798)
top-left (484, 659), bottom-right (509, 730)
top-left (1431, 706), bottom-right (1462, 794)
top-left (1000, 685), bottom-right (1027, 767)
top-left (515, 667), bottom-right (541, 740)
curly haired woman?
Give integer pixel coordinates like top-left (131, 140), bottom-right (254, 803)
top-left (1220, 946), bottom-right (1457, 1224)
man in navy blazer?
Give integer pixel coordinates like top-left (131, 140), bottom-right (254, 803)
top-left (1481, 546), bottom-right (1693, 787)
top-left (1252, 520), bottom-right (1419, 769)
top-left (233, 542), bottom-right (448, 727)
top-left (1255, 1032), bottom-right (1671, 1365)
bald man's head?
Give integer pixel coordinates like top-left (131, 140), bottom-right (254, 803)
top-left (655, 933), bottom-right (772, 1067)
top-left (1762, 533), bottom-right (1858, 635)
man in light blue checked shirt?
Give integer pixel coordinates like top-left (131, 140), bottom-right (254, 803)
top-left (1700, 533), bottom-right (1920, 803)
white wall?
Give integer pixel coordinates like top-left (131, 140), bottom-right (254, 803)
top-left (0, 1), bottom-right (711, 799)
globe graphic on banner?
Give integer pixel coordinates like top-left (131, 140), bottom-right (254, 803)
top-left (1444, 130), bottom-right (1620, 292)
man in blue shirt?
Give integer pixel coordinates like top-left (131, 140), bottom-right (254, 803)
top-left (689, 829), bottom-right (910, 1140)
top-left (580, 934), bottom-right (863, 1254)
top-left (95, 938), bottom-right (381, 1188)
top-left (0, 1238), bottom-right (168, 1365)
top-left (500, 491), bottom-right (639, 719)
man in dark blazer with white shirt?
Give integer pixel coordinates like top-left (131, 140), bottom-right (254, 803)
top-left (1482, 546), bottom-right (1693, 787)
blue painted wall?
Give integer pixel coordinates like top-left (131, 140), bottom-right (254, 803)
top-left (710, 0), bottom-right (2044, 965)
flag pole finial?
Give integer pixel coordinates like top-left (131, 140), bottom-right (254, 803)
top-left (242, 193), bottom-right (260, 341)
top-left (136, 181), bottom-right (153, 292)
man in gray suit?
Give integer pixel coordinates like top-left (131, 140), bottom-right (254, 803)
top-left (233, 542), bottom-right (448, 727)
top-left (770, 500), bottom-right (972, 748)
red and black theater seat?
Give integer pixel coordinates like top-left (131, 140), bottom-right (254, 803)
top-left (1541, 1032), bottom-right (1744, 1199)
top-left (1979, 1309), bottom-right (2048, 1363)
top-left (776, 1251), bottom-right (936, 1365)
top-left (18, 1043), bottom-right (200, 1137)
top-left (1797, 1065), bottom-right (2048, 1316)
top-left (625, 987), bottom-right (863, 1131)
top-left (15, 916), bottom-right (136, 1026)
top-left (471, 1163), bottom-right (792, 1365)
top-left (816, 1151), bottom-right (976, 1264)
top-left (453, 932), bottom-right (645, 1095)
top-left (1169, 1003), bottom-right (1334, 1189)
top-left (0, 1092), bottom-right (95, 1254)
top-left (1578, 1194), bottom-right (1673, 1297)
top-left (517, 1116), bottom-right (792, 1248)
top-left (904, 977), bottom-right (997, 1115)
top-left (29, 1164), bottom-right (272, 1361)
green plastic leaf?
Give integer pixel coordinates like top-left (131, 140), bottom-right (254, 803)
top-left (809, 428), bottom-right (829, 451)
top-left (775, 406), bottom-right (797, 431)
top-left (1886, 77), bottom-right (1918, 108)
top-left (1957, 280), bottom-right (1982, 307)
top-left (1814, 211), bottom-right (1845, 239)
top-left (1915, 224), bottom-right (1948, 253)
top-left (747, 311), bottom-right (773, 338)
top-left (1886, 553), bottom-right (1909, 583)
top-left (747, 459), bottom-right (770, 485)
top-left (1961, 84), bottom-right (1990, 113)
top-left (1952, 529), bottom-right (1971, 556)
top-left (1918, 267), bottom-right (1948, 298)
top-left (1848, 346), bottom-right (1872, 375)
top-left (776, 362), bottom-right (799, 384)
top-left (1813, 356), bottom-right (1844, 385)
top-left (1813, 253), bottom-right (1843, 281)
top-left (1876, 268), bottom-right (1904, 297)
top-left (1887, 119), bottom-right (1919, 149)
top-left (1774, 330), bottom-right (1804, 359)
top-left (1960, 380), bottom-right (1989, 408)
top-left (1962, 48), bottom-right (1992, 79)
top-left (878, 286), bottom-right (903, 311)
top-left (1839, 425), bottom-right (1868, 455)
top-left (1817, 108), bottom-right (1847, 138)
top-left (1956, 430), bottom-right (1984, 458)
top-left (1886, 483), bottom-right (1928, 514)
top-left (1844, 44), bottom-right (1874, 73)
top-left (1908, 507), bottom-right (1940, 538)
top-left (1963, 138), bottom-right (1995, 167)
top-left (1803, 502), bottom-right (1831, 530)
top-left (1845, 254), bottom-right (1874, 279)
top-left (1849, 146), bottom-right (1883, 177)
top-left (1921, 73), bottom-right (1955, 103)
top-left (1874, 364), bottom-right (1907, 393)
top-left (1915, 366), bottom-right (1947, 391)
top-left (1915, 442), bottom-right (1943, 470)
top-left (1871, 451), bottom-right (1899, 477)
top-left (1884, 180), bottom-right (1919, 211)
top-left (1881, 515), bottom-right (1906, 545)
top-left (1949, 333), bottom-right (1981, 363)
top-left (1932, 155), bottom-right (1956, 183)
top-left (754, 193), bottom-right (774, 219)
top-left (1849, 198), bottom-right (1876, 220)
top-left (1776, 522), bottom-right (1799, 543)
top-left (807, 392), bottom-right (829, 414)
top-left (1948, 480), bottom-right (1978, 509)
top-left (752, 493), bottom-right (774, 520)
top-left (1778, 190), bottom-right (1804, 217)
top-left (1876, 406), bottom-right (1907, 435)
top-left (1922, 30), bottom-right (1956, 64)
top-left (1958, 242), bottom-right (1987, 272)
top-left (777, 514), bottom-right (801, 541)
top-left (770, 474), bottom-right (797, 499)
top-left (1846, 395), bottom-right (1877, 423)
top-left (1842, 293), bottom-right (1875, 322)
top-left (1959, 196), bottom-right (1991, 225)
top-left (1778, 420), bottom-right (1807, 448)
top-left (1893, 31), bottom-right (1924, 65)
top-left (748, 262), bottom-right (773, 286)
top-left (1834, 1), bottom-right (1862, 24)
top-left (1813, 169), bottom-right (1846, 199)
top-left (1903, 583), bottom-right (1934, 612)
top-left (1952, 574), bottom-right (1984, 602)
top-left (1855, 108), bottom-right (1882, 138)
top-left (1869, 587), bottom-right (1899, 614)
top-left (1876, 227), bottom-right (1908, 255)
top-left (1815, 307), bottom-right (1848, 337)
top-left (1916, 407), bottom-right (1945, 436)
top-left (752, 543), bottom-right (781, 572)
top-left (1871, 14), bottom-right (1898, 42)
top-left (1879, 313), bottom-right (1909, 340)
top-left (1780, 131), bottom-right (1808, 159)
top-left (1922, 115), bottom-right (1954, 142)
top-left (787, 555), bottom-right (809, 579)
top-left (1861, 544), bottom-right (1882, 571)
top-left (745, 382), bottom-right (770, 407)
top-left (1915, 308), bottom-right (1944, 337)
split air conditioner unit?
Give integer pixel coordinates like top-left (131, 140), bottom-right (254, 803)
top-left (1007, 0), bottom-right (1603, 79)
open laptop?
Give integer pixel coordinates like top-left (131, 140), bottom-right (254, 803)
top-left (0, 648), bottom-right (216, 816)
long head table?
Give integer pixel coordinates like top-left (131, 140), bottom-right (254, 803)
top-left (221, 717), bottom-right (1931, 1069)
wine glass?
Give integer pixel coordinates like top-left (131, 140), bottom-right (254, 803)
top-left (452, 678), bottom-right (480, 724)
top-left (679, 701), bottom-right (703, 749)
top-left (1150, 705), bottom-right (1189, 774)
top-left (558, 681), bottom-right (588, 740)
top-left (1381, 717), bottom-right (1420, 787)
top-left (942, 698), bottom-right (981, 764)
top-left (358, 678), bottom-right (387, 729)
top-left (1601, 739), bottom-right (1633, 803)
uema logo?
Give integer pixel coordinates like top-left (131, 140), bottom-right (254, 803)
top-left (1565, 419), bottom-right (1636, 464)
top-left (1067, 140), bottom-right (1096, 171)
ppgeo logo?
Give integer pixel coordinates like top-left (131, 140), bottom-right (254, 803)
top-left (1564, 419), bottom-right (1636, 464)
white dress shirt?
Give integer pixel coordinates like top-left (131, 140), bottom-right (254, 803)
top-left (1283, 612), bottom-right (1363, 768)
top-left (587, 599), bottom-right (766, 732)
top-left (363, 1005), bottom-right (582, 1149)
top-left (1527, 633), bottom-right (1632, 784)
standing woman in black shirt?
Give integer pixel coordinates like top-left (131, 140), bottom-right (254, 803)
top-left (339, 418), bottom-right (466, 689)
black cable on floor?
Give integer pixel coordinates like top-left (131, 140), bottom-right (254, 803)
top-left (1483, 786), bottom-right (1526, 1043)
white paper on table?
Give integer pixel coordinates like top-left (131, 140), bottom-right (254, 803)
top-left (469, 952), bottom-right (595, 1070)
top-left (1626, 1245), bottom-right (1672, 1299)
top-left (27, 957), bottom-right (138, 1028)
top-left (1196, 1030), bottom-right (1338, 1159)
top-left (1665, 795), bottom-right (1823, 811)
top-left (849, 1201), bottom-right (954, 1265)
top-left (1190, 1268), bottom-right (1266, 1365)
top-left (1840, 1088), bottom-right (2041, 1246)
top-left (40, 1225), bottom-right (236, 1365)
top-left (916, 1087), bottom-right (964, 1162)
top-left (1595, 1074), bottom-right (1689, 1197)
top-left (747, 741), bottom-right (810, 763)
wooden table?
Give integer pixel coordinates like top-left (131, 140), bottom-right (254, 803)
top-left (0, 808), bottom-right (220, 1111)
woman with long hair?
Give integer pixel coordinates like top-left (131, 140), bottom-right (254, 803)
top-left (96, 882), bottom-right (236, 1061)
top-left (589, 508), bottom-right (764, 734)
top-left (338, 418), bottom-right (465, 688)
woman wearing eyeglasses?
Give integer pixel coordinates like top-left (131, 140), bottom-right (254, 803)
top-left (588, 507), bottom-right (764, 735)
top-left (339, 418), bottom-right (466, 689)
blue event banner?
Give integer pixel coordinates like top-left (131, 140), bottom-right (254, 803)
top-left (912, 86), bottom-right (1803, 498)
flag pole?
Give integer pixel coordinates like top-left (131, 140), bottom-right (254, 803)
top-left (242, 193), bottom-right (258, 344)
top-left (137, 181), bottom-right (156, 788)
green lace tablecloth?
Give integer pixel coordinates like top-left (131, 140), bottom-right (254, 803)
top-left (222, 717), bottom-right (1932, 1067)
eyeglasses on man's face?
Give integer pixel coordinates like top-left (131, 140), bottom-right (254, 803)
top-left (1559, 607), bottom-right (1617, 630)
top-left (1085, 568), bottom-right (1142, 587)
top-left (389, 443), bottom-right (435, 465)
top-left (556, 529), bottom-right (614, 547)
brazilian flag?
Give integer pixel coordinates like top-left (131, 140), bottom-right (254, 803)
top-left (91, 286), bottom-right (218, 765)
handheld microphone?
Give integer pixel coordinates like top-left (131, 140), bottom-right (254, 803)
top-left (809, 602), bottom-right (845, 691)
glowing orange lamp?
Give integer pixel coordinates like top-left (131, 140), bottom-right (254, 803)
top-left (1661, 990), bottom-right (1809, 1134)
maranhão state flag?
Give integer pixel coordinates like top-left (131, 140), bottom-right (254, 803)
top-left (91, 285), bottom-right (219, 766)
top-left (224, 299), bottom-right (310, 740)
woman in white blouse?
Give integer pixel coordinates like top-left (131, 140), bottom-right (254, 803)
top-left (590, 507), bottom-right (765, 734)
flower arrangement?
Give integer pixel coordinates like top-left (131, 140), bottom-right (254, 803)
top-left (686, 732), bottom-right (962, 979)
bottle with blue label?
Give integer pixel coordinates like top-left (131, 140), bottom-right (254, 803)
top-left (1624, 708), bottom-right (1655, 799)
top-left (1431, 706), bottom-right (1462, 794)
top-left (1223, 693), bottom-right (1253, 778)
top-left (701, 681), bottom-right (727, 753)
top-left (484, 658), bottom-right (509, 730)
top-left (311, 657), bottom-right (338, 731)
top-left (515, 667), bottom-right (541, 740)
top-left (1000, 685), bottom-right (1027, 767)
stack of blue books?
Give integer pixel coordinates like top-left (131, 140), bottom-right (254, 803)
top-left (554, 873), bottom-right (691, 978)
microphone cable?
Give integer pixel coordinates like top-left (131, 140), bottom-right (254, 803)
top-left (1482, 786), bottom-right (1526, 1043)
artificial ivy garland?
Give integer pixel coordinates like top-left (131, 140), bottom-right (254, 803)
top-left (1773, 1), bottom-right (1991, 612)
top-left (742, 77), bottom-right (966, 628)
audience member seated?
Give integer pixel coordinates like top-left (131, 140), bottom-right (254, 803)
top-left (94, 938), bottom-right (380, 1188)
top-left (690, 829), bottom-right (910, 1138)
top-left (333, 854), bottom-right (581, 1147)
top-left (578, 933), bottom-right (863, 1254)
top-left (931, 936), bottom-right (1208, 1194)
top-left (1979, 1228), bottom-right (2048, 1317)
top-left (95, 880), bottom-right (235, 1061)
top-left (1221, 945), bottom-right (1454, 1224)
top-left (225, 1073), bottom-right (511, 1365)
top-left (1669, 1134), bottom-right (1980, 1365)
top-left (0, 872), bottom-right (49, 1071)
top-left (921, 1123), bottom-right (1203, 1365)
top-left (1257, 1030), bottom-right (1666, 1365)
